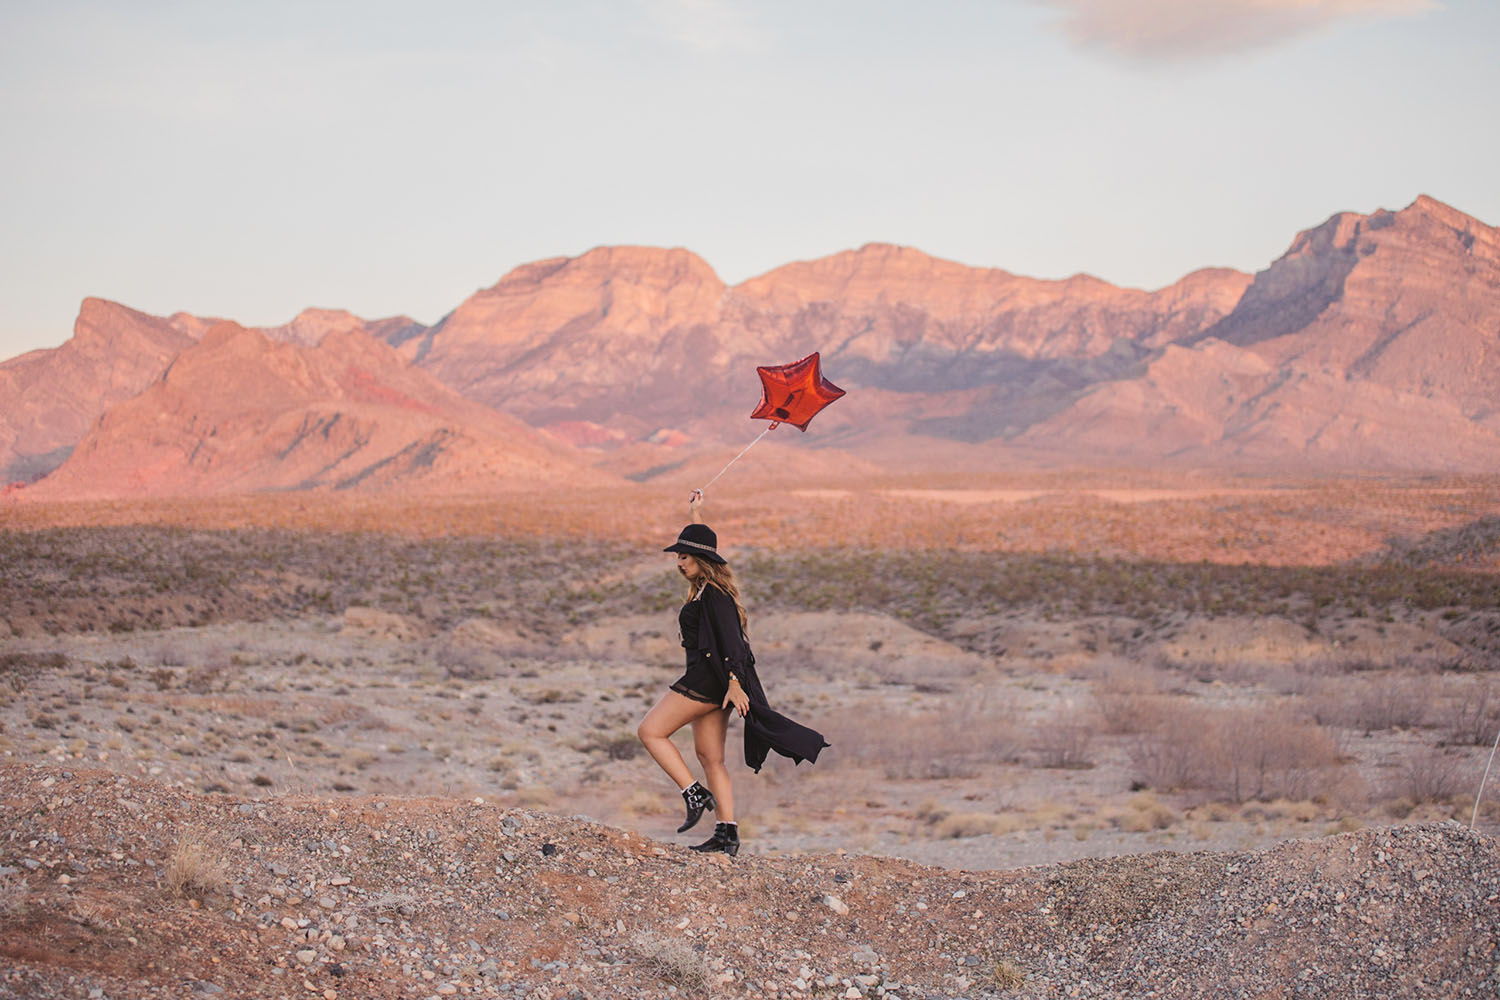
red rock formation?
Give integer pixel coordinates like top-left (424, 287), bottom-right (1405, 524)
top-left (22, 322), bottom-right (610, 498)
top-left (7, 194), bottom-right (1498, 488)
top-left (1196, 195), bottom-right (1500, 424)
top-left (0, 299), bottom-right (197, 484)
top-left (408, 242), bottom-right (1251, 447)
top-left (1022, 195), bottom-right (1500, 470)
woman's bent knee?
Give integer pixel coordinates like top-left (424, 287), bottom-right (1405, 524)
top-left (695, 746), bottom-right (724, 768)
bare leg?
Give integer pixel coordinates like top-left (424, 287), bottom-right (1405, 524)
top-left (692, 708), bottom-right (735, 823)
top-left (638, 692), bottom-right (717, 790)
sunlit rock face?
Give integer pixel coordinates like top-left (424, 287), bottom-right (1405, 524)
top-left (1018, 194), bottom-right (1500, 471)
top-left (7, 195), bottom-right (1500, 491)
top-left (0, 298), bottom-right (198, 484)
top-left (23, 322), bottom-right (612, 499)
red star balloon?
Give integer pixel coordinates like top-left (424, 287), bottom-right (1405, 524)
top-left (749, 352), bottom-right (846, 432)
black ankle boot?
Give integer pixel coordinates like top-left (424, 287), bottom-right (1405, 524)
top-left (690, 822), bottom-right (740, 857)
top-left (677, 782), bottom-right (716, 833)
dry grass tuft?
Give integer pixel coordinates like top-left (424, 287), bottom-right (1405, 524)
top-left (934, 812), bottom-right (1022, 839)
top-left (164, 826), bottom-right (229, 899)
top-left (993, 958), bottom-right (1027, 991)
top-left (0, 874), bottom-right (30, 921)
top-left (632, 931), bottom-right (712, 992)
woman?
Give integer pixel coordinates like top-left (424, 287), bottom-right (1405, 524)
top-left (636, 493), bottom-right (828, 856)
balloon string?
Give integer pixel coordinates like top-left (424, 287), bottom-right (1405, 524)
top-left (699, 423), bottom-right (778, 494)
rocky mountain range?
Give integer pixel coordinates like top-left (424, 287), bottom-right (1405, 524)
top-left (20, 321), bottom-right (604, 499)
top-left (3, 194), bottom-right (1497, 496)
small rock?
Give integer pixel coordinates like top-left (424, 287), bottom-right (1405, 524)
top-left (193, 982), bottom-right (223, 995)
top-left (280, 918), bottom-right (298, 931)
top-left (823, 895), bottom-right (849, 915)
top-left (319, 896), bottom-right (336, 909)
top-left (296, 950), bottom-right (316, 964)
top-left (329, 935), bottom-right (346, 951)
top-left (541, 843), bottom-right (557, 857)
top-left (329, 876), bottom-right (350, 887)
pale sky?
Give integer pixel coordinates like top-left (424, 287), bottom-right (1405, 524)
top-left (2, 0), bottom-right (1495, 359)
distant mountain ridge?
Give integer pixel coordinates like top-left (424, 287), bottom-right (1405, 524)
top-left (22, 321), bottom-right (604, 499)
top-left (4, 194), bottom-right (1498, 496)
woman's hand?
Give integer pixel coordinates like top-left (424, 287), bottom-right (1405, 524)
top-left (723, 676), bottom-right (749, 718)
top-left (688, 489), bottom-right (705, 523)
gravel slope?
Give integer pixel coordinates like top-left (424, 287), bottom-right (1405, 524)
top-left (1, 763), bottom-right (1496, 1000)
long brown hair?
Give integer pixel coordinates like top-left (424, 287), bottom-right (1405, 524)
top-left (683, 557), bottom-right (749, 638)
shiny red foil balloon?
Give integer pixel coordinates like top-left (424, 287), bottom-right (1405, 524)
top-left (749, 352), bottom-right (846, 432)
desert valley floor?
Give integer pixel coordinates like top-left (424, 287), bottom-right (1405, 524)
top-left (3, 475), bottom-right (1500, 998)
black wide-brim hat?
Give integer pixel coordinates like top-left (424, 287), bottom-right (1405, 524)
top-left (663, 523), bottom-right (726, 564)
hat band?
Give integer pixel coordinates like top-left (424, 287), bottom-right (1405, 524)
top-left (675, 537), bottom-right (718, 554)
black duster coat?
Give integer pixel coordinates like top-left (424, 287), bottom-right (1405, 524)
top-left (690, 584), bottom-right (829, 772)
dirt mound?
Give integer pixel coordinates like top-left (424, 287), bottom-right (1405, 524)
top-left (2, 763), bottom-right (1495, 999)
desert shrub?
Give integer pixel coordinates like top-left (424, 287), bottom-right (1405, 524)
top-left (1383, 748), bottom-right (1471, 806)
top-left (1128, 701), bottom-right (1344, 803)
top-left (1109, 791), bottom-right (1178, 832)
top-left (1309, 674), bottom-right (1432, 732)
top-left (1031, 706), bottom-right (1098, 769)
top-left (822, 696), bottom-right (1020, 779)
top-left (1444, 678), bottom-right (1500, 746)
top-left (436, 644), bottom-right (496, 681)
top-left (0, 874), bottom-right (29, 921)
top-left (1092, 661), bottom-right (1174, 735)
top-left (0, 651), bottom-right (68, 692)
top-left (933, 812), bottom-right (1020, 839)
top-left (164, 826), bottom-right (228, 899)
top-left (578, 731), bottom-right (641, 761)
top-left (632, 932), bottom-right (711, 992)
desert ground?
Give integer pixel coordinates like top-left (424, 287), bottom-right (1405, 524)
top-left (3, 472), bottom-right (1500, 997)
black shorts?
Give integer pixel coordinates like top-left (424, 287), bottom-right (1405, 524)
top-left (670, 649), bottom-right (725, 705)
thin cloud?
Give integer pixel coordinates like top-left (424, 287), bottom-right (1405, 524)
top-left (1047, 0), bottom-right (1440, 60)
top-left (641, 0), bottom-right (764, 53)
